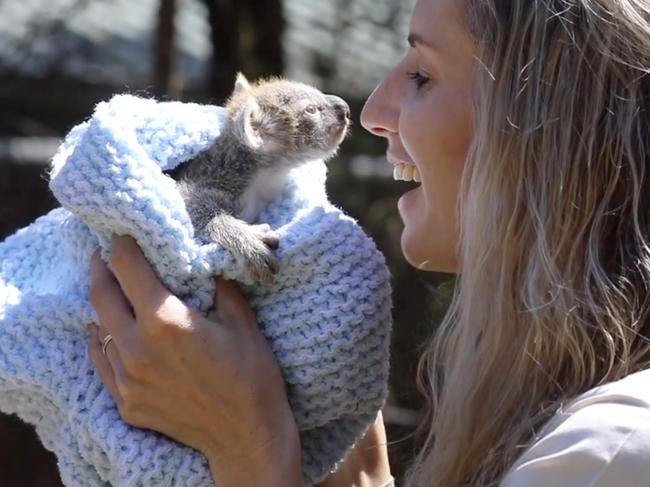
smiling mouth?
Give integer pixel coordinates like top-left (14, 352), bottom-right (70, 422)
top-left (393, 163), bottom-right (421, 183)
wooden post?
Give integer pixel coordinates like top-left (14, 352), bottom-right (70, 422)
top-left (202, 0), bottom-right (285, 102)
top-left (203, 0), bottom-right (240, 102)
top-left (153, 0), bottom-right (180, 98)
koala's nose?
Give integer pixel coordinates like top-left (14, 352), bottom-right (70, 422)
top-left (328, 95), bottom-right (350, 123)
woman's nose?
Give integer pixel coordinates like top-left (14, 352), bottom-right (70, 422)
top-left (360, 70), bottom-right (400, 138)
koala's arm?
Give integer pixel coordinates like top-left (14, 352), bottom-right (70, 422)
top-left (204, 212), bottom-right (281, 284)
top-left (180, 183), bottom-right (280, 284)
top-left (177, 182), bottom-right (235, 235)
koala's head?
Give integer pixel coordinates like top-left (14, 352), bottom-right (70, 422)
top-left (226, 73), bottom-right (350, 165)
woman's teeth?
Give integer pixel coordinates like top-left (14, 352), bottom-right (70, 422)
top-left (393, 163), bottom-right (421, 183)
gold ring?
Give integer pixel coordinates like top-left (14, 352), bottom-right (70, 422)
top-left (101, 334), bottom-right (113, 355)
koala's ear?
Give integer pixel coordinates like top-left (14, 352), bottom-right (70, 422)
top-left (233, 72), bottom-right (252, 95)
top-left (237, 98), bottom-right (264, 150)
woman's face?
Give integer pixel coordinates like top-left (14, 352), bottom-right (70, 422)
top-left (360, 0), bottom-right (476, 274)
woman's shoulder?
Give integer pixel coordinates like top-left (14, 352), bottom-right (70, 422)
top-left (569, 367), bottom-right (650, 409)
top-left (501, 368), bottom-right (650, 487)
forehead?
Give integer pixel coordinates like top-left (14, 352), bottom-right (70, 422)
top-left (259, 82), bottom-right (323, 103)
top-left (410, 0), bottom-right (472, 59)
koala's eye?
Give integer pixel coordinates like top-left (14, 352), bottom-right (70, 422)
top-left (305, 105), bottom-right (319, 115)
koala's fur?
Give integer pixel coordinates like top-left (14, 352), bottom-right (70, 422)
top-left (170, 73), bottom-right (350, 283)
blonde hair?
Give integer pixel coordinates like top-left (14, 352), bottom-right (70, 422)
top-left (407, 1), bottom-right (650, 485)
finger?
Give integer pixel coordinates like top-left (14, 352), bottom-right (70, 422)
top-left (109, 235), bottom-right (172, 316)
top-left (95, 322), bottom-right (123, 372)
top-left (213, 278), bottom-right (256, 328)
top-left (87, 325), bottom-right (122, 406)
top-left (90, 251), bottom-right (135, 342)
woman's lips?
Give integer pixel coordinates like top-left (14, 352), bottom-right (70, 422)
top-left (386, 151), bottom-right (412, 166)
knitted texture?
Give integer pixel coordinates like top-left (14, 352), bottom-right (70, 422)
top-left (0, 95), bottom-right (392, 486)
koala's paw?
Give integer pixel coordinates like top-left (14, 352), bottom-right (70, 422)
top-left (250, 223), bottom-right (280, 250)
top-left (237, 226), bottom-right (281, 284)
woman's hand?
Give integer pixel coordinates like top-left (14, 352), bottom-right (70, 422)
top-left (87, 235), bottom-right (303, 487)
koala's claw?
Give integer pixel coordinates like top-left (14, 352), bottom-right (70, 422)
top-left (242, 246), bottom-right (280, 284)
top-left (201, 218), bottom-right (281, 284)
top-left (235, 227), bottom-right (281, 284)
top-left (261, 233), bottom-right (280, 250)
top-left (250, 224), bottom-right (280, 250)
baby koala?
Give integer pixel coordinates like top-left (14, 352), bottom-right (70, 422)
top-left (170, 73), bottom-right (350, 283)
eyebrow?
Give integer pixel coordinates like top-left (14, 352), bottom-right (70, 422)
top-left (407, 33), bottom-right (440, 52)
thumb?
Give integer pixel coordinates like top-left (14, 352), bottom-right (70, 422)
top-left (210, 278), bottom-right (257, 328)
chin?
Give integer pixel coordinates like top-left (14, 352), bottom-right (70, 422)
top-left (400, 226), bottom-right (458, 274)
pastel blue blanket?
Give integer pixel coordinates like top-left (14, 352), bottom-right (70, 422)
top-left (0, 95), bottom-right (392, 486)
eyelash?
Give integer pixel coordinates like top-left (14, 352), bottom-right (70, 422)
top-left (407, 71), bottom-right (430, 90)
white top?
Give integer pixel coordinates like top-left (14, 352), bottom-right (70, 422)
top-left (501, 368), bottom-right (650, 486)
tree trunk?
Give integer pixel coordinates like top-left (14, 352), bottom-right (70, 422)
top-left (203, 0), bottom-right (240, 102)
top-left (153, 0), bottom-right (179, 98)
top-left (246, 0), bottom-right (285, 77)
top-left (201, 0), bottom-right (285, 102)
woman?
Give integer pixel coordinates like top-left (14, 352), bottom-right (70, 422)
top-left (88, 0), bottom-right (650, 485)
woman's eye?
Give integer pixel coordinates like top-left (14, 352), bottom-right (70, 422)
top-left (407, 71), bottom-right (430, 90)
top-left (305, 105), bottom-right (319, 115)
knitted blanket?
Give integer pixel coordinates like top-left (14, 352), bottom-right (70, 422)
top-left (0, 95), bottom-right (392, 486)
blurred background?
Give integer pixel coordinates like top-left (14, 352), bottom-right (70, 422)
top-left (0, 0), bottom-right (455, 484)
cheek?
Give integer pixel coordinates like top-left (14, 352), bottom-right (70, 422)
top-left (396, 88), bottom-right (472, 273)
top-left (400, 87), bottom-right (472, 170)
